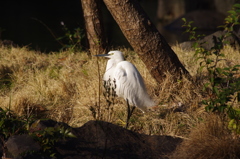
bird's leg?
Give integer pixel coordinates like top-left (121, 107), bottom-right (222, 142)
top-left (125, 99), bottom-right (136, 129)
top-left (126, 99), bottom-right (131, 129)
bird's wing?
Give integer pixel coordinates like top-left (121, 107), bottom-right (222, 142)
top-left (113, 62), bottom-right (131, 98)
top-left (114, 61), bottom-right (155, 111)
top-left (103, 59), bottom-right (115, 81)
top-left (114, 65), bottom-right (128, 97)
top-left (113, 62), bottom-right (143, 101)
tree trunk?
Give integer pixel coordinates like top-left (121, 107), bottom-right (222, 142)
top-left (103, 0), bottom-right (191, 83)
top-left (81, 0), bottom-right (107, 55)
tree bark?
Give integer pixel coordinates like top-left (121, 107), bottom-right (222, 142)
top-left (81, 0), bottom-right (107, 55)
top-left (103, 0), bottom-right (191, 83)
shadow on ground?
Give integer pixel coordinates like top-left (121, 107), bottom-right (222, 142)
top-left (2, 120), bottom-right (182, 159)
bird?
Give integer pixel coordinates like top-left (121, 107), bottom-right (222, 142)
top-left (95, 50), bottom-right (155, 128)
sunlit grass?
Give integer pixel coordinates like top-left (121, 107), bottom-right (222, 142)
top-left (0, 45), bottom-right (239, 140)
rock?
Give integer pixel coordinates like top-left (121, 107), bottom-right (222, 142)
top-left (30, 119), bottom-right (70, 132)
top-left (166, 10), bottom-right (225, 31)
top-left (1, 120), bottom-right (182, 159)
top-left (56, 120), bottom-right (182, 159)
top-left (180, 30), bottom-right (240, 50)
top-left (5, 134), bottom-right (41, 158)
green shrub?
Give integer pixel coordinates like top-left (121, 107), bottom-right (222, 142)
top-left (182, 3), bottom-right (240, 134)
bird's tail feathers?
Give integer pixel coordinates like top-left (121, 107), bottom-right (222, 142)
top-left (137, 95), bottom-right (155, 113)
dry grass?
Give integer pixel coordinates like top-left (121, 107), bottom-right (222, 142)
top-left (0, 45), bottom-right (240, 151)
top-left (170, 114), bottom-right (240, 159)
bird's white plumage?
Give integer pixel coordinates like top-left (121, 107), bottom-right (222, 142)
top-left (99, 50), bottom-right (155, 112)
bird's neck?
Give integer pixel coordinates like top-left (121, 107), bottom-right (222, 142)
top-left (110, 58), bottom-right (124, 65)
top-left (115, 58), bottom-right (124, 64)
top-left (105, 59), bottom-right (123, 71)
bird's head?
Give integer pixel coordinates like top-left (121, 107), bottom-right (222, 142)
top-left (95, 50), bottom-right (125, 61)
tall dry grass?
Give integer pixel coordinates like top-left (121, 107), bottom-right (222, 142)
top-left (0, 45), bottom-right (239, 143)
top-left (171, 114), bottom-right (240, 159)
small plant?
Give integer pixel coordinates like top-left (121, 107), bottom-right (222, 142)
top-left (0, 107), bottom-right (29, 140)
top-left (30, 120), bottom-right (76, 158)
top-left (0, 106), bottom-right (76, 158)
top-left (0, 107), bottom-right (33, 158)
top-left (182, 3), bottom-right (240, 134)
top-left (0, 65), bottom-right (14, 90)
top-left (90, 78), bottom-right (116, 122)
top-left (103, 78), bottom-right (117, 121)
top-left (57, 21), bottom-right (85, 52)
top-left (32, 18), bottom-right (85, 52)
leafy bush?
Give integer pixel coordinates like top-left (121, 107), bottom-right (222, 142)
top-left (182, 3), bottom-right (240, 134)
top-left (0, 107), bottom-right (75, 158)
top-left (0, 107), bottom-right (29, 140)
top-left (30, 120), bottom-right (76, 158)
top-left (57, 21), bottom-right (85, 52)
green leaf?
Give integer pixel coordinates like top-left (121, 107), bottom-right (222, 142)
top-left (210, 76), bottom-right (214, 84)
top-left (0, 120), bottom-right (4, 127)
top-left (189, 21), bottom-right (194, 25)
top-left (203, 83), bottom-right (210, 90)
top-left (234, 16), bottom-right (239, 23)
top-left (223, 67), bottom-right (230, 71)
top-left (228, 10), bottom-right (236, 15)
top-left (50, 153), bottom-right (56, 157)
top-left (202, 100), bottom-right (208, 105)
top-left (234, 65), bottom-right (240, 68)
top-left (205, 105), bottom-right (213, 112)
top-left (233, 3), bottom-right (240, 8)
top-left (213, 86), bottom-right (219, 96)
top-left (225, 17), bottom-right (233, 23)
top-left (66, 132), bottom-right (77, 138)
top-left (223, 71), bottom-right (230, 76)
top-left (232, 67), bottom-right (239, 71)
top-left (199, 65), bottom-right (205, 72)
top-left (182, 18), bottom-right (186, 22)
top-left (236, 8), bottom-right (240, 13)
top-left (216, 68), bottom-right (222, 74)
top-left (219, 53), bottom-right (225, 57)
top-left (219, 105), bottom-right (226, 112)
top-left (192, 42), bottom-right (198, 48)
top-left (190, 35), bottom-right (195, 40)
top-left (206, 59), bottom-right (213, 64)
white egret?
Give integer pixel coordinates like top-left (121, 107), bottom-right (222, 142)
top-left (95, 50), bottom-right (155, 128)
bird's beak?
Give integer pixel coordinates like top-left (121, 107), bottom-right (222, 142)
top-left (94, 54), bottom-right (110, 58)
